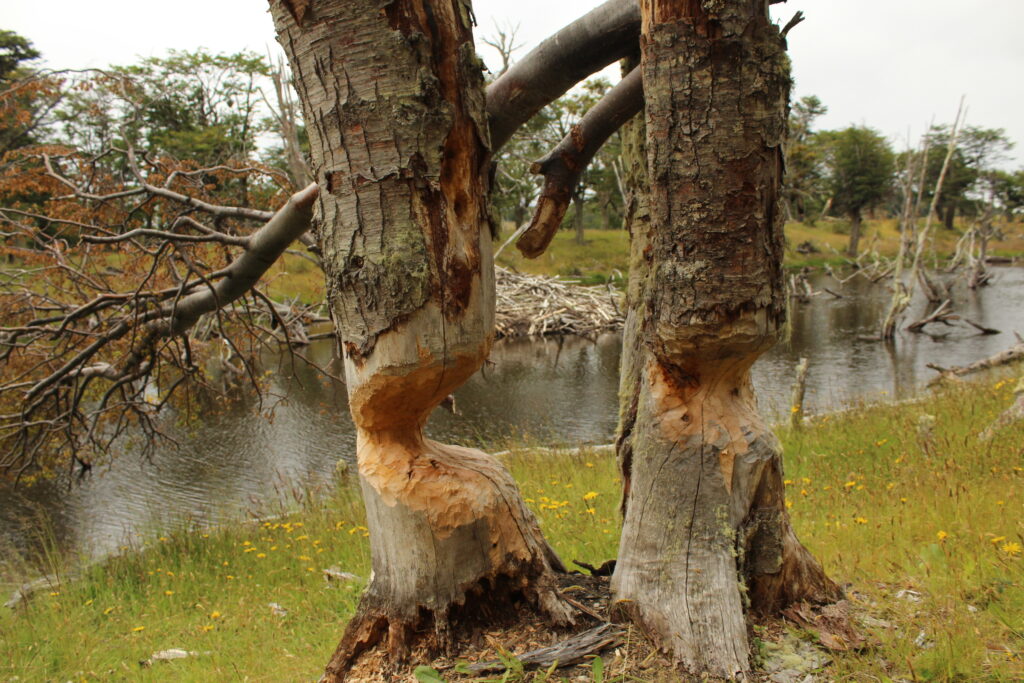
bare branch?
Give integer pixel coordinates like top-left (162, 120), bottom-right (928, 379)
top-left (486, 0), bottom-right (640, 151)
top-left (516, 67), bottom-right (642, 258)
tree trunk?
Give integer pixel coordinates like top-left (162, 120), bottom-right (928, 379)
top-left (847, 210), bottom-right (862, 256)
top-left (574, 185), bottom-right (586, 245)
top-left (943, 202), bottom-right (956, 231)
top-left (612, 2), bottom-right (840, 677)
top-left (269, 2), bottom-right (571, 679)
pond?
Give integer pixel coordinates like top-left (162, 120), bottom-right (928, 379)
top-left (2, 266), bottom-right (1022, 565)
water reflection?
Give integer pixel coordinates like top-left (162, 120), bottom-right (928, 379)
top-left (2, 267), bottom-right (1022, 563)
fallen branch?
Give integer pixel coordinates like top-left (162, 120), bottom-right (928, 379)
top-left (927, 334), bottom-right (1024, 385)
top-left (465, 623), bottom-right (625, 674)
top-left (979, 376), bottom-right (1024, 440)
top-left (906, 299), bottom-right (957, 333)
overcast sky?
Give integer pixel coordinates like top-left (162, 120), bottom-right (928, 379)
top-left (4, 1), bottom-right (1022, 166)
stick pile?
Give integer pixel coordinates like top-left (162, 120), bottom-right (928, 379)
top-left (494, 267), bottom-right (624, 338)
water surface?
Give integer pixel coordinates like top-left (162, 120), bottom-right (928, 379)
top-left (2, 267), bottom-right (1022, 563)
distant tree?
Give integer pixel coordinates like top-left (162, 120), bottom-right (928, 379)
top-left (821, 126), bottom-right (895, 255)
top-left (784, 94), bottom-right (828, 223)
top-left (0, 30), bottom-right (39, 80)
top-left (55, 50), bottom-right (272, 167)
top-left (991, 168), bottom-right (1024, 217)
top-left (0, 30), bottom-right (61, 157)
top-left (921, 125), bottom-right (1014, 230)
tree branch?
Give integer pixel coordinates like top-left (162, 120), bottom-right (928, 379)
top-left (139, 183), bottom-right (318, 342)
top-left (516, 67), bottom-right (642, 259)
top-left (486, 0), bottom-right (640, 151)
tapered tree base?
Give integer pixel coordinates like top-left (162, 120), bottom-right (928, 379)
top-left (613, 357), bottom-right (840, 678)
top-left (323, 434), bottom-right (573, 682)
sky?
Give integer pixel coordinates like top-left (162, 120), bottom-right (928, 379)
top-left (3, 0), bottom-right (1023, 166)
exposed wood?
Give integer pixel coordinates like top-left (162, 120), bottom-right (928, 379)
top-left (611, 1), bottom-right (839, 677)
top-left (269, 2), bottom-right (572, 679)
top-left (516, 68), bottom-right (643, 258)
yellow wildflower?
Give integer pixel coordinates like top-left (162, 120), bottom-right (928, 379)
top-left (164, 590), bottom-right (175, 596)
top-left (210, 611), bottom-right (222, 619)
top-left (132, 626), bottom-right (145, 632)
top-left (936, 531), bottom-right (948, 541)
top-left (1001, 542), bottom-right (1022, 556)
top-left (854, 517), bottom-right (868, 525)
top-left (583, 491), bottom-right (599, 501)
top-left (256, 553), bottom-right (267, 559)
top-left (844, 481), bottom-right (856, 489)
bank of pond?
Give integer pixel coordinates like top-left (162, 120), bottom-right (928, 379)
top-left (1, 371), bottom-right (1022, 680)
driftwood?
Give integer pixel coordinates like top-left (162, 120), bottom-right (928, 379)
top-left (464, 623), bottom-right (625, 674)
top-left (790, 357), bottom-right (810, 430)
top-left (963, 318), bottom-right (1000, 335)
top-left (494, 267), bottom-right (624, 338)
top-left (5, 572), bottom-right (75, 609)
top-left (907, 299), bottom-right (958, 332)
top-left (979, 377), bottom-right (1024, 440)
top-left (927, 335), bottom-right (1024, 385)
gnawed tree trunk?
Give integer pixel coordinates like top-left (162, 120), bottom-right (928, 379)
top-left (269, 2), bottom-right (571, 679)
top-left (612, 1), bottom-right (840, 677)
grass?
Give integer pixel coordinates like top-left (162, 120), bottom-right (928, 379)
top-left (496, 229), bottom-right (631, 285)
top-left (2, 372), bottom-right (1023, 681)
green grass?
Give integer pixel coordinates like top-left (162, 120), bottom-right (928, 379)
top-left (496, 228), bottom-right (631, 285)
top-left (2, 373), bottom-right (1023, 681)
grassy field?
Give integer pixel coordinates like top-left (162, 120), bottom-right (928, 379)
top-left (1, 371), bottom-right (1022, 681)
top-left (492, 218), bottom-right (1024, 286)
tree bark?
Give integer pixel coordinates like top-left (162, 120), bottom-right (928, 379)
top-left (269, 2), bottom-right (571, 679)
top-left (847, 210), bottom-right (862, 256)
top-left (573, 185), bottom-right (586, 245)
top-left (611, 1), bottom-right (840, 676)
